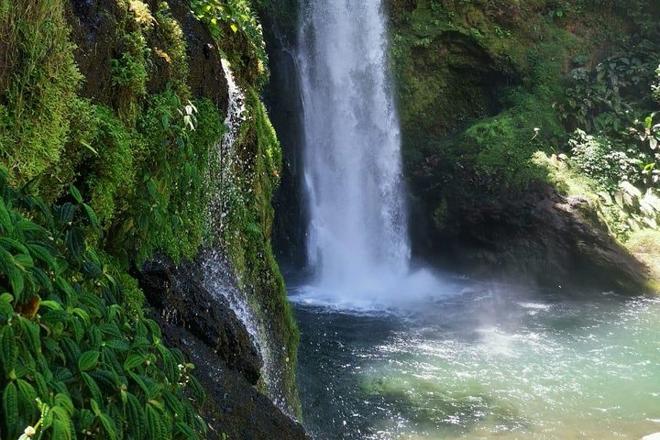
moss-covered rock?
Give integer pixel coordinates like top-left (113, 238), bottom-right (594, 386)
top-left (386, 0), bottom-right (659, 292)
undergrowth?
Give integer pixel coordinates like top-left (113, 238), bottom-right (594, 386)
top-left (0, 171), bottom-right (206, 439)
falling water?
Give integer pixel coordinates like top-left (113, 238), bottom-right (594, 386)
top-left (207, 60), bottom-right (291, 414)
top-left (297, 0), bottom-right (410, 294)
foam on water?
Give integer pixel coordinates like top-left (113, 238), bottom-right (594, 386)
top-left (294, 290), bottom-right (660, 439)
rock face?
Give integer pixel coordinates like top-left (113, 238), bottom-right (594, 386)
top-left (138, 258), bottom-right (308, 440)
top-left (139, 259), bottom-right (262, 383)
top-left (423, 183), bottom-right (651, 293)
top-left (67, 0), bottom-right (227, 108)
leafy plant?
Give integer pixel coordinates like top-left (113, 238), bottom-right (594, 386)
top-left (568, 129), bottom-right (647, 191)
top-left (190, 0), bottom-right (268, 82)
top-left (0, 169), bottom-right (206, 439)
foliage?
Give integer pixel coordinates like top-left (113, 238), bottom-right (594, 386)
top-left (109, 94), bottom-right (223, 264)
top-left (190, 0), bottom-right (268, 84)
top-left (152, 3), bottom-right (190, 98)
top-left (0, 170), bottom-right (206, 439)
top-left (568, 129), bottom-right (648, 191)
top-left (560, 40), bottom-right (659, 133)
top-left (0, 0), bottom-right (83, 183)
top-left (0, 0), bottom-right (302, 423)
top-left (535, 151), bottom-right (659, 238)
top-left (558, 49), bottom-right (660, 238)
top-left (111, 31), bottom-right (150, 122)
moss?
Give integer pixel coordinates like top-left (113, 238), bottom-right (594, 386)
top-left (86, 105), bottom-right (138, 226)
top-left (533, 151), bottom-right (655, 242)
top-left (0, 0), bottom-right (83, 183)
top-left (626, 229), bottom-right (660, 291)
top-left (117, 270), bottom-right (147, 317)
top-left (111, 30), bottom-right (150, 123)
top-left (152, 2), bottom-right (190, 98)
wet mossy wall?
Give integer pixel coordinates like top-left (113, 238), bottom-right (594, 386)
top-left (1, 0), bottom-right (301, 424)
top-left (385, 0), bottom-right (659, 270)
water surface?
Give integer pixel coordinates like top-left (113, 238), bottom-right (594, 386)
top-left (292, 283), bottom-right (660, 439)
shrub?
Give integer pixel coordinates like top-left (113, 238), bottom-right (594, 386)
top-left (0, 169), bottom-right (206, 439)
top-left (569, 129), bottom-right (646, 191)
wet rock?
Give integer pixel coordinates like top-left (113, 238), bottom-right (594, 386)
top-left (164, 0), bottom-right (228, 109)
top-left (66, 0), bottom-right (119, 103)
top-left (424, 183), bottom-right (651, 294)
top-left (137, 257), bottom-right (308, 440)
top-left (139, 258), bottom-right (262, 384)
top-left (165, 326), bottom-right (308, 440)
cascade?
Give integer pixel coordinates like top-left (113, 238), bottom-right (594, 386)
top-left (205, 60), bottom-right (289, 413)
top-left (297, 0), bottom-right (411, 295)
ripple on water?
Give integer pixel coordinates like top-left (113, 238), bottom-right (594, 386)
top-left (295, 286), bottom-right (660, 440)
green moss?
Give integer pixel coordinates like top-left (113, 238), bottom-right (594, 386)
top-left (117, 270), bottom-right (147, 317)
top-left (111, 30), bottom-right (150, 123)
top-left (0, 0), bottom-right (83, 183)
top-left (86, 105), bottom-right (138, 226)
top-left (464, 92), bottom-right (563, 189)
top-left (626, 229), bottom-right (660, 291)
top-left (153, 2), bottom-right (190, 98)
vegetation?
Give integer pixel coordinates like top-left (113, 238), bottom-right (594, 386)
top-left (0, 173), bottom-right (206, 439)
top-left (218, 90), bottom-right (299, 411)
top-left (389, 0), bottom-right (659, 286)
top-left (0, 0), bottom-right (82, 183)
top-left (1, 0), bottom-right (301, 436)
top-left (191, 0), bottom-right (269, 86)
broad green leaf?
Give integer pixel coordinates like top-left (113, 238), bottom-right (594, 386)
top-left (78, 350), bottom-right (100, 371)
top-left (82, 372), bottom-right (102, 403)
top-left (3, 382), bottom-right (18, 437)
top-left (69, 185), bottom-right (83, 204)
top-left (83, 203), bottom-right (100, 229)
top-left (146, 403), bottom-right (164, 440)
top-left (0, 197), bottom-right (13, 234)
top-left (40, 300), bottom-right (63, 311)
top-left (124, 353), bottom-right (146, 370)
top-left (99, 412), bottom-right (118, 440)
top-left (126, 392), bottom-right (146, 439)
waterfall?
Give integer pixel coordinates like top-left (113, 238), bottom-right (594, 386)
top-left (297, 0), bottom-right (411, 293)
top-left (207, 60), bottom-right (290, 414)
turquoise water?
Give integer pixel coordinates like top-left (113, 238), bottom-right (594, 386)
top-left (292, 283), bottom-right (660, 439)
